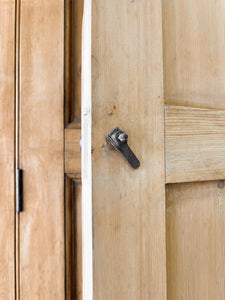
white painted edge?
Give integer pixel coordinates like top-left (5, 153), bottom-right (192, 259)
top-left (81, 0), bottom-right (93, 300)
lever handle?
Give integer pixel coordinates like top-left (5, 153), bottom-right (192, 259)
top-left (106, 127), bottom-right (140, 169)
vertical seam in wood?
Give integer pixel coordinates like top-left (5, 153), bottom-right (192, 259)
top-left (15, 0), bottom-right (21, 299)
top-left (64, 176), bottom-right (67, 300)
top-left (14, 3), bottom-right (17, 298)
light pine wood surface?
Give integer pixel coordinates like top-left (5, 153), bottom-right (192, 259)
top-left (92, 0), bottom-right (166, 299)
top-left (1, 0), bottom-right (225, 299)
top-left (19, 0), bottom-right (64, 298)
top-left (165, 105), bottom-right (225, 183)
top-left (0, 1), bottom-right (15, 299)
top-left (163, 0), bottom-right (225, 299)
top-left (162, 0), bottom-right (225, 111)
top-left (166, 181), bottom-right (225, 300)
top-left (65, 128), bottom-right (81, 176)
top-left (66, 105), bottom-right (225, 185)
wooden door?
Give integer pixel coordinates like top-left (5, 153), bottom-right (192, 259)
top-left (1, 0), bottom-right (225, 299)
top-left (80, 0), bottom-right (225, 299)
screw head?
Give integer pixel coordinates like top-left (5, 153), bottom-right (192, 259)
top-left (118, 133), bottom-right (128, 142)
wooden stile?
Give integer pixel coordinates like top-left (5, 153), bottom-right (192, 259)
top-left (91, 0), bottom-right (167, 299)
top-left (0, 1), bottom-right (15, 299)
top-left (19, 0), bottom-right (65, 298)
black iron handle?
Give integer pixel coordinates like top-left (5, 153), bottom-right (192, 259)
top-left (106, 127), bottom-right (140, 169)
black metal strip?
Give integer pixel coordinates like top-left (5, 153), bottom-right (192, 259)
top-left (16, 169), bottom-right (23, 213)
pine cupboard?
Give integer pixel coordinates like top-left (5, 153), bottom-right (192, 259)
top-left (0, 0), bottom-right (224, 299)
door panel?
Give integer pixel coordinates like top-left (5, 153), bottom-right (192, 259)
top-left (162, 0), bottom-right (225, 110)
top-left (166, 182), bottom-right (225, 299)
top-left (92, 0), bottom-right (166, 299)
top-left (0, 1), bottom-right (15, 298)
top-left (163, 1), bottom-right (225, 299)
top-left (19, 0), bottom-right (64, 298)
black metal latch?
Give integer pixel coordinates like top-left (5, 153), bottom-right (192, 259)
top-left (16, 169), bottom-right (23, 213)
top-left (106, 127), bottom-right (140, 169)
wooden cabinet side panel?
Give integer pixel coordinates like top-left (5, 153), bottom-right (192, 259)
top-left (0, 1), bottom-right (15, 299)
top-left (20, 1), bottom-right (64, 298)
top-left (92, 1), bottom-right (166, 299)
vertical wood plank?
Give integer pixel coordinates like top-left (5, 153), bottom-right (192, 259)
top-left (0, 1), bottom-right (15, 298)
top-left (20, 0), bottom-right (64, 298)
top-left (92, 0), bottom-right (166, 299)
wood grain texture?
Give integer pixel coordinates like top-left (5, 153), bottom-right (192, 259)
top-left (165, 105), bottom-right (225, 183)
top-left (65, 179), bottom-right (82, 300)
top-left (92, 0), bottom-right (166, 299)
top-left (162, 0), bottom-right (225, 111)
top-left (166, 181), bottom-right (225, 299)
top-left (65, 128), bottom-right (81, 176)
top-left (81, 1), bottom-right (93, 298)
top-left (162, 1), bottom-right (225, 299)
top-left (66, 104), bottom-right (225, 184)
top-left (19, 0), bottom-right (64, 298)
top-left (0, 1), bottom-right (15, 298)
